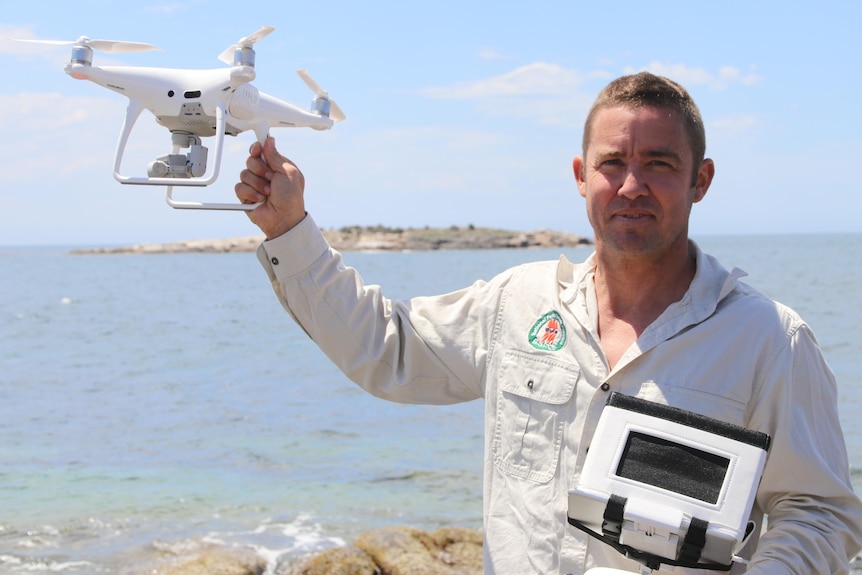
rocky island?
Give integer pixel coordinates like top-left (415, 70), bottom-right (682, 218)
top-left (70, 225), bottom-right (592, 255)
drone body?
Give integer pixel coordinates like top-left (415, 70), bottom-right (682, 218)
top-left (67, 65), bottom-right (335, 139)
top-left (23, 26), bottom-right (344, 210)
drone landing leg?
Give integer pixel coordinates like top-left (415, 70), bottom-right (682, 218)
top-left (113, 99), bottom-right (145, 183)
top-left (583, 568), bottom-right (652, 575)
top-left (164, 104), bottom-right (262, 210)
top-left (165, 185), bottom-right (259, 211)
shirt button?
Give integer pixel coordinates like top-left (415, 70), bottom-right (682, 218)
top-left (271, 257), bottom-right (279, 265)
top-left (600, 382), bottom-right (610, 392)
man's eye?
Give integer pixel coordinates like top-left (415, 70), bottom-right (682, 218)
top-left (599, 159), bottom-right (623, 168)
top-left (648, 160), bottom-right (673, 168)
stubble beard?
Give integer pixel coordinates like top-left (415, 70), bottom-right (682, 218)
top-left (595, 217), bottom-right (691, 268)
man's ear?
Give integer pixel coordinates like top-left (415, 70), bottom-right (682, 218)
top-left (573, 156), bottom-right (587, 198)
top-left (693, 158), bottom-right (715, 203)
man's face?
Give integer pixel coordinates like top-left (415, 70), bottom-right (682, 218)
top-left (573, 105), bottom-right (713, 262)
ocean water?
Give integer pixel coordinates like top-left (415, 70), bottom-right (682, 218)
top-left (0, 234), bottom-right (860, 573)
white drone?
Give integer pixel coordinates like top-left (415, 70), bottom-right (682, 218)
top-left (18, 26), bottom-right (344, 210)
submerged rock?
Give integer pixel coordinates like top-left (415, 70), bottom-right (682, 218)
top-left (156, 549), bottom-right (266, 575)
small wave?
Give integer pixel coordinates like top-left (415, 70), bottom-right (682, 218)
top-left (195, 513), bottom-right (349, 575)
top-left (0, 554), bottom-right (94, 573)
top-left (277, 513), bottom-right (346, 552)
top-left (151, 537), bottom-right (204, 556)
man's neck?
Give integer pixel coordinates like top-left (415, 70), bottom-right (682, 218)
top-left (593, 242), bottom-right (697, 368)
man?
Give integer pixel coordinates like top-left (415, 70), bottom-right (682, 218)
top-left (235, 72), bottom-right (862, 573)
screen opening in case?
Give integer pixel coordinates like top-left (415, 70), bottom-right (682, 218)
top-left (616, 432), bottom-right (730, 504)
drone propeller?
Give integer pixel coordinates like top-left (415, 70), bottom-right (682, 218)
top-left (218, 25), bottom-right (275, 65)
top-left (14, 36), bottom-right (159, 53)
top-left (297, 69), bottom-right (346, 123)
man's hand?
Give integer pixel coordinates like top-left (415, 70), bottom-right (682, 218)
top-left (235, 136), bottom-right (307, 240)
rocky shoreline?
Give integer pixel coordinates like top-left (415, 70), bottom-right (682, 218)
top-left (70, 225), bottom-right (592, 255)
top-left (134, 525), bottom-right (862, 574)
top-left (140, 525), bottom-right (483, 575)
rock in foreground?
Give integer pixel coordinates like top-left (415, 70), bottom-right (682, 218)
top-left (280, 526), bottom-right (483, 575)
top-left (153, 549), bottom-right (266, 575)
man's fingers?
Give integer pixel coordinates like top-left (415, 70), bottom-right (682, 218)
top-left (245, 153), bottom-right (273, 179)
top-left (237, 169), bottom-right (269, 201)
top-left (235, 180), bottom-right (264, 203)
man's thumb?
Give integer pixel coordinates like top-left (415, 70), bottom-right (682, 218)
top-left (262, 136), bottom-right (286, 171)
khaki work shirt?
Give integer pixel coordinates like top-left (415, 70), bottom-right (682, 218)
top-left (257, 215), bottom-right (862, 574)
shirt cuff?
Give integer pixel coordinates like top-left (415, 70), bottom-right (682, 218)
top-left (255, 214), bottom-right (330, 282)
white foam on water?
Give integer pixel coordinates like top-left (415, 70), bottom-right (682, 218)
top-left (0, 555), bottom-right (95, 573)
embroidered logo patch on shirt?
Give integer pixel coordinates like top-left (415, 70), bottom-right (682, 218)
top-left (528, 311), bottom-right (567, 351)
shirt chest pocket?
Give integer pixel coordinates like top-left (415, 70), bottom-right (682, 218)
top-left (492, 350), bottom-right (578, 483)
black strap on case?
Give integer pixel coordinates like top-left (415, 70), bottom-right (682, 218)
top-left (567, 496), bottom-right (733, 572)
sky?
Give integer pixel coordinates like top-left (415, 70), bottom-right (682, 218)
top-left (1, 0), bottom-right (859, 246)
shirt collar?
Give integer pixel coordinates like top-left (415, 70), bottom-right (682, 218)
top-left (558, 240), bottom-right (749, 343)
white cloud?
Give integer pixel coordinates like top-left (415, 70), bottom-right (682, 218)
top-left (712, 114), bottom-right (759, 132)
top-left (716, 65), bottom-right (760, 87)
top-left (478, 47), bottom-right (507, 61)
top-left (626, 62), bottom-right (762, 90)
top-left (421, 61), bottom-right (761, 108)
top-left (415, 62), bottom-right (594, 127)
top-left (419, 62), bottom-right (585, 100)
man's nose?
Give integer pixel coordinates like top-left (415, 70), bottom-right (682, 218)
top-left (617, 166), bottom-right (648, 200)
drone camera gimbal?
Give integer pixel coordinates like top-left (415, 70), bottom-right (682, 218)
top-left (147, 133), bottom-right (208, 179)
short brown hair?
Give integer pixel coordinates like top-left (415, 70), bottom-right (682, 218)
top-left (583, 72), bottom-right (707, 182)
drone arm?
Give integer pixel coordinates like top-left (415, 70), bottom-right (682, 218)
top-left (255, 91), bottom-right (335, 131)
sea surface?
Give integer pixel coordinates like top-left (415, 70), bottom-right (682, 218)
top-left (1, 234), bottom-right (860, 573)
